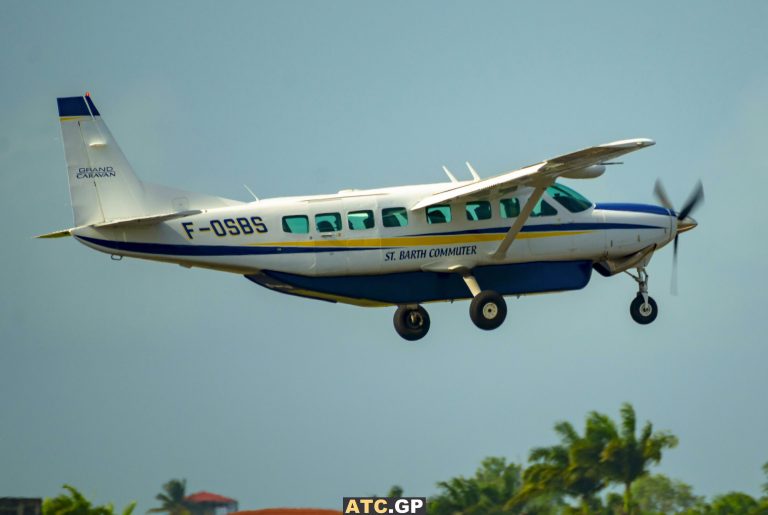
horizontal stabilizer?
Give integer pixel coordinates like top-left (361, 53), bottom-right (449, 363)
top-left (36, 210), bottom-right (202, 239)
top-left (35, 229), bottom-right (73, 239)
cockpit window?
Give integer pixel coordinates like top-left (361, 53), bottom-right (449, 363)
top-left (531, 199), bottom-right (557, 217)
top-left (547, 183), bottom-right (592, 213)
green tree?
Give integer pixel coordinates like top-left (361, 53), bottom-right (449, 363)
top-left (594, 403), bottom-right (678, 515)
top-left (429, 457), bottom-right (534, 515)
top-left (387, 485), bottom-right (404, 498)
top-left (43, 484), bottom-right (136, 515)
top-left (516, 419), bottom-right (607, 515)
top-left (631, 474), bottom-right (702, 514)
top-left (763, 462), bottom-right (768, 497)
top-left (148, 479), bottom-right (190, 515)
top-left (707, 492), bottom-right (758, 515)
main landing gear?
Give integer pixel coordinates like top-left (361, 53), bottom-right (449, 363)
top-left (626, 267), bottom-right (658, 325)
top-left (392, 272), bottom-right (508, 341)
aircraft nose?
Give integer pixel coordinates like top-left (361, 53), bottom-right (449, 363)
top-left (677, 216), bottom-right (697, 234)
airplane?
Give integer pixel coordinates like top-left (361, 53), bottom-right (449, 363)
top-left (40, 93), bottom-right (703, 341)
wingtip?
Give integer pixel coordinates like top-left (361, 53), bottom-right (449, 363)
top-left (601, 138), bottom-right (655, 148)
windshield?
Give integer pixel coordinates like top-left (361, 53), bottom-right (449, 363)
top-left (547, 183), bottom-right (592, 213)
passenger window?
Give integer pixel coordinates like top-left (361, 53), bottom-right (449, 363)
top-left (315, 212), bottom-right (341, 232)
top-left (499, 198), bottom-right (520, 218)
top-left (426, 205), bottom-right (451, 224)
top-left (531, 199), bottom-right (557, 217)
top-left (382, 207), bottom-right (409, 228)
top-left (348, 210), bottom-right (375, 230)
top-left (282, 215), bottom-right (309, 234)
top-left (466, 201), bottom-right (491, 221)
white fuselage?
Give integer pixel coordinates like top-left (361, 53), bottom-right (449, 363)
top-left (72, 181), bottom-right (676, 278)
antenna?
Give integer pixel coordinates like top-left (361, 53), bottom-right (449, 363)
top-left (442, 165), bottom-right (459, 183)
top-left (466, 161), bottom-right (481, 181)
top-left (243, 184), bottom-right (259, 201)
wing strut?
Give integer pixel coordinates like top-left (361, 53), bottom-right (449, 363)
top-left (491, 184), bottom-right (549, 259)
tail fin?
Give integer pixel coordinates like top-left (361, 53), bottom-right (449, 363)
top-left (57, 93), bottom-right (146, 226)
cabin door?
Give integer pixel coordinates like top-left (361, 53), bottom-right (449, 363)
top-left (311, 205), bottom-right (348, 276)
top-left (342, 197), bottom-right (382, 274)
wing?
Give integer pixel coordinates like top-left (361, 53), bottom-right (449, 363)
top-left (410, 138), bottom-right (654, 211)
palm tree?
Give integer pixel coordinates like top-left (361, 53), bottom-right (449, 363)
top-left (43, 484), bottom-right (136, 515)
top-left (595, 403), bottom-right (678, 515)
top-left (148, 479), bottom-right (190, 515)
top-left (515, 421), bottom-right (606, 514)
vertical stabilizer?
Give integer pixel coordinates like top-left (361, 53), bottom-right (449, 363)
top-left (57, 94), bottom-right (146, 226)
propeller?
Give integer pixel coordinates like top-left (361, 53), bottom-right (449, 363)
top-left (653, 180), bottom-right (704, 294)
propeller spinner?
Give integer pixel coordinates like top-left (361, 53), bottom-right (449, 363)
top-left (653, 180), bottom-right (704, 294)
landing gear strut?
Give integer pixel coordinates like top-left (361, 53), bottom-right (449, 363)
top-left (626, 267), bottom-right (658, 325)
top-left (393, 305), bottom-right (430, 341)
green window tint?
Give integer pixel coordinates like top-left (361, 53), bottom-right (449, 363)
top-left (500, 198), bottom-right (520, 218)
top-left (531, 199), bottom-right (557, 217)
top-left (466, 201), bottom-right (492, 221)
top-left (348, 210), bottom-right (374, 230)
top-left (426, 205), bottom-right (451, 224)
top-left (315, 212), bottom-right (341, 232)
top-left (547, 183), bottom-right (592, 213)
top-left (382, 207), bottom-right (409, 228)
top-left (282, 215), bottom-right (309, 234)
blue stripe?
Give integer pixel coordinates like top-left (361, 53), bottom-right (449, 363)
top-left (594, 203), bottom-right (672, 216)
top-left (76, 235), bottom-right (377, 256)
top-left (57, 96), bottom-right (90, 117)
top-left (84, 95), bottom-right (100, 116)
top-left (249, 260), bottom-right (593, 304)
top-left (415, 221), bottom-right (662, 237)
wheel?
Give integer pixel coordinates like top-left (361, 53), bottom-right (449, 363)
top-left (630, 294), bottom-right (658, 325)
top-left (469, 290), bottom-right (507, 330)
top-left (393, 305), bottom-right (430, 341)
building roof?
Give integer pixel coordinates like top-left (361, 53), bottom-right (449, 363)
top-left (232, 511), bottom-right (339, 515)
top-left (185, 492), bottom-right (237, 505)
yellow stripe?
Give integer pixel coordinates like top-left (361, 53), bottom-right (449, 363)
top-left (59, 116), bottom-right (87, 121)
top-left (287, 288), bottom-right (392, 307)
top-left (249, 231), bottom-right (592, 249)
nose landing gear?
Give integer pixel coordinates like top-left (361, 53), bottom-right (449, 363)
top-left (626, 267), bottom-right (658, 324)
top-left (393, 305), bottom-right (431, 341)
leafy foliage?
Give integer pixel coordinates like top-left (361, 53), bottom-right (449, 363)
top-left (43, 485), bottom-right (136, 515)
top-left (595, 403), bottom-right (679, 514)
top-left (631, 474), bottom-right (703, 514)
top-left (147, 479), bottom-right (190, 515)
top-left (429, 457), bottom-right (546, 515)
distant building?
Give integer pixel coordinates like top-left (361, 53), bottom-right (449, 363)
top-left (0, 498), bottom-right (42, 515)
top-left (185, 492), bottom-right (239, 515)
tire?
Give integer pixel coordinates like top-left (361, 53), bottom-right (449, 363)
top-left (469, 290), bottom-right (507, 330)
top-left (630, 294), bottom-right (658, 325)
top-left (393, 305), bottom-right (430, 341)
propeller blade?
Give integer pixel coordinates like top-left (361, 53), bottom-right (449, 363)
top-left (677, 180), bottom-right (704, 220)
top-left (653, 179), bottom-right (675, 212)
top-left (671, 235), bottom-right (679, 295)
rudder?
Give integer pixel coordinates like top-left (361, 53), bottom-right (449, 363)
top-left (57, 94), bottom-right (146, 226)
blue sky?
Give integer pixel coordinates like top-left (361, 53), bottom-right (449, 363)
top-left (1, 0), bottom-right (767, 510)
